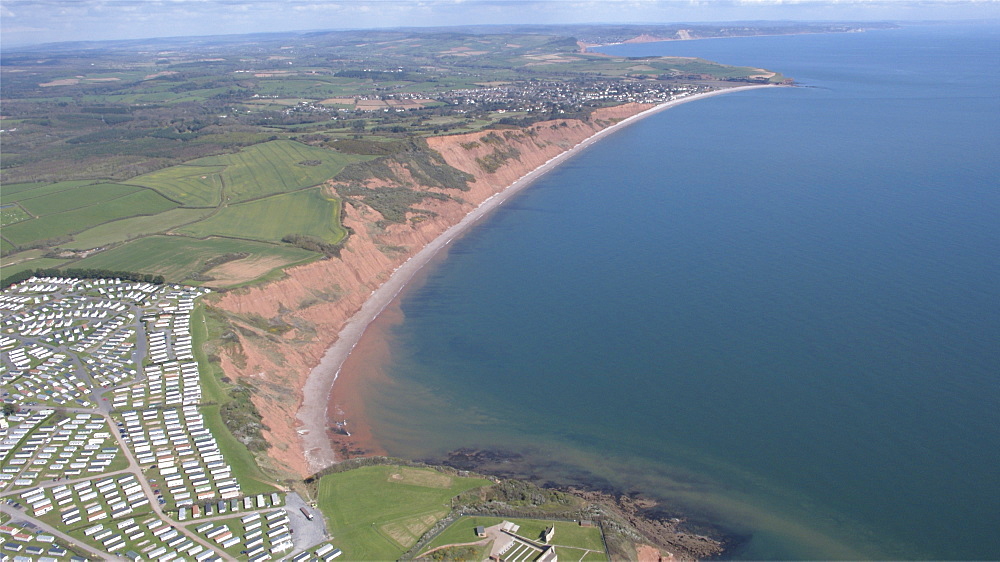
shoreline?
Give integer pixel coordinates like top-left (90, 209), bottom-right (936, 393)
top-left (295, 84), bottom-right (778, 472)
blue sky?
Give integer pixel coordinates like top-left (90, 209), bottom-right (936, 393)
top-left (3, 0), bottom-right (999, 47)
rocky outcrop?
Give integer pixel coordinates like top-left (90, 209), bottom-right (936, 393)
top-left (212, 103), bottom-right (654, 477)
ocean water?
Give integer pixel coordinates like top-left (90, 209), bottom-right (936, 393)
top-left (349, 24), bottom-right (1000, 559)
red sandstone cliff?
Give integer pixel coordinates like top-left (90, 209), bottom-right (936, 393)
top-left (212, 103), bottom-right (653, 477)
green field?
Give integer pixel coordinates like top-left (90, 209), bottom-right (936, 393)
top-left (61, 207), bottom-right (215, 250)
top-left (0, 141), bottom-right (361, 284)
top-left (0, 257), bottom-right (71, 279)
top-left (1, 203), bottom-right (32, 226)
top-left (2, 180), bottom-right (99, 202)
top-left (124, 165), bottom-right (225, 207)
top-left (178, 187), bottom-right (347, 244)
top-left (422, 516), bottom-right (608, 561)
top-left (2, 189), bottom-right (179, 246)
top-left (18, 182), bottom-right (144, 216)
top-left (317, 465), bottom-right (491, 561)
top-left (68, 235), bottom-right (316, 284)
top-left (184, 140), bottom-right (369, 204)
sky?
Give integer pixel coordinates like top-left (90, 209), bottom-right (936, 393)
top-left (2, 0), bottom-right (999, 47)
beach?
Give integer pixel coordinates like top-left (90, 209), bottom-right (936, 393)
top-left (295, 84), bottom-right (778, 472)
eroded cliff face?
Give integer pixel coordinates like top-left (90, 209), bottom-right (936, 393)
top-left (212, 103), bottom-right (652, 477)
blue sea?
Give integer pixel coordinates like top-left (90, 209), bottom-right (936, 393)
top-left (345, 24), bottom-right (1000, 559)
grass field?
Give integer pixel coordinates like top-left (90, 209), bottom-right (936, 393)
top-left (68, 236), bottom-right (316, 284)
top-left (421, 516), bottom-right (608, 561)
top-left (184, 140), bottom-right (370, 203)
top-left (60, 207), bottom-right (215, 250)
top-left (0, 257), bottom-right (70, 279)
top-left (2, 189), bottom-right (179, 246)
top-left (178, 187), bottom-right (347, 244)
top-left (2, 180), bottom-right (99, 202)
top-left (124, 164), bottom-right (225, 207)
top-left (191, 303), bottom-right (228, 405)
top-left (1, 204), bottom-right (31, 226)
top-left (17, 183), bottom-right (144, 216)
top-left (317, 465), bottom-right (491, 561)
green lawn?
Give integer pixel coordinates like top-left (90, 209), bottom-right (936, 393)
top-left (2, 189), bottom-right (179, 246)
top-left (317, 465), bottom-right (491, 561)
top-left (68, 235), bottom-right (316, 283)
top-left (178, 187), bottom-right (347, 244)
top-left (17, 183), bottom-right (144, 216)
top-left (422, 516), bottom-right (608, 561)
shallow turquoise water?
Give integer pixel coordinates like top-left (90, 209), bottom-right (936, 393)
top-left (351, 24), bottom-right (1000, 559)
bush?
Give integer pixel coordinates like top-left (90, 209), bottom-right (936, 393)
top-left (220, 381), bottom-right (271, 452)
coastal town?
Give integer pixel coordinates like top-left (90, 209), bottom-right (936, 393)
top-left (0, 276), bottom-right (339, 561)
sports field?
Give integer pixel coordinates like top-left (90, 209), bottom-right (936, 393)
top-left (317, 465), bottom-right (491, 561)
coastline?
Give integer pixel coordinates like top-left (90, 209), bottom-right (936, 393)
top-left (296, 84), bottom-right (779, 472)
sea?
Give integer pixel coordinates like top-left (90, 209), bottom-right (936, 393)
top-left (338, 23), bottom-right (1000, 559)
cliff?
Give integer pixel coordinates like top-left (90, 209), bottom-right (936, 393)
top-left (211, 103), bottom-right (654, 477)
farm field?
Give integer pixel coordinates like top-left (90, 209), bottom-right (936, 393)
top-left (125, 165), bottom-right (226, 208)
top-left (2, 189), bottom-right (179, 247)
top-left (60, 207), bottom-right (215, 250)
top-left (1, 139), bottom-right (365, 286)
top-left (316, 465), bottom-right (491, 561)
top-left (2, 180), bottom-right (99, 202)
top-left (1, 258), bottom-right (67, 281)
top-left (178, 187), bottom-right (347, 244)
top-left (68, 236), bottom-right (316, 285)
top-left (176, 140), bottom-right (367, 204)
top-left (1, 204), bottom-right (32, 226)
top-left (17, 183), bottom-right (145, 216)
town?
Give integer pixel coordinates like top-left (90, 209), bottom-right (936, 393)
top-left (1, 276), bottom-right (339, 561)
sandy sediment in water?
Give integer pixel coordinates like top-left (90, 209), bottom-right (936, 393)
top-left (212, 86), bottom-right (775, 477)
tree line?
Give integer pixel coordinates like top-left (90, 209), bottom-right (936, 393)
top-left (2, 267), bottom-right (166, 289)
